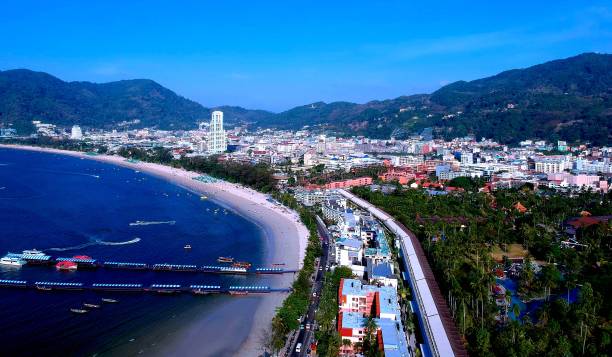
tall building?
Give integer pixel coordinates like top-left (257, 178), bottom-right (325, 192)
top-left (208, 111), bottom-right (227, 154)
top-left (70, 125), bottom-right (83, 139)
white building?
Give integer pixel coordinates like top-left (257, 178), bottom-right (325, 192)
top-left (390, 155), bottom-right (424, 167)
top-left (461, 151), bottom-right (474, 165)
top-left (534, 156), bottom-right (571, 173)
top-left (208, 111), bottom-right (227, 154)
top-left (70, 125), bottom-right (83, 140)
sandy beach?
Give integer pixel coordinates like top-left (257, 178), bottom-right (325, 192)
top-left (0, 144), bottom-right (308, 356)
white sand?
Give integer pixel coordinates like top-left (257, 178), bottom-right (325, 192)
top-left (0, 144), bottom-right (308, 356)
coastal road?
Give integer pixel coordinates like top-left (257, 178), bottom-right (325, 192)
top-left (289, 216), bottom-right (331, 357)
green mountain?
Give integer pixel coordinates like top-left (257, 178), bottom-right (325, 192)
top-left (428, 52), bottom-right (612, 144)
top-left (254, 53), bottom-right (612, 145)
top-left (0, 69), bottom-right (273, 132)
top-left (2, 53), bottom-right (611, 145)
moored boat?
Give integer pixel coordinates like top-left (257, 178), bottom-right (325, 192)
top-left (83, 303), bottom-right (100, 308)
top-left (217, 256), bottom-right (234, 263)
top-left (232, 261), bottom-right (252, 269)
top-left (56, 261), bottom-right (78, 271)
top-left (22, 249), bottom-right (46, 256)
top-left (70, 308), bottom-right (88, 314)
top-left (184, 244), bottom-right (192, 249)
top-left (101, 298), bottom-right (118, 303)
top-left (0, 256), bottom-right (26, 267)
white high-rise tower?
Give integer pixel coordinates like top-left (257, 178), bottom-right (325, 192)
top-left (208, 111), bottom-right (227, 154)
top-left (70, 125), bottom-right (83, 139)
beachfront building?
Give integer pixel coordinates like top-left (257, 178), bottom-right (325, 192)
top-left (294, 188), bottom-right (336, 207)
top-left (208, 111), bottom-right (227, 154)
top-left (335, 237), bottom-right (365, 276)
top-left (322, 198), bottom-right (348, 223)
top-left (366, 260), bottom-right (398, 287)
top-left (338, 279), bottom-right (411, 356)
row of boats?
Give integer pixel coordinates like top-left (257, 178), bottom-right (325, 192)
top-left (1, 250), bottom-right (256, 272)
top-left (0, 249), bottom-right (45, 266)
top-left (217, 256), bottom-right (252, 269)
top-left (70, 298), bottom-right (118, 314)
top-left (3, 249), bottom-right (263, 273)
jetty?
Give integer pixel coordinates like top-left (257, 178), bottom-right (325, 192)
top-left (0, 279), bottom-right (290, 295)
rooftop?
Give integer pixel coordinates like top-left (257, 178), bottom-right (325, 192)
top-left (367, 261), bottom-right (394, 279)
top-left (341, 279), bottom-right (400, 319)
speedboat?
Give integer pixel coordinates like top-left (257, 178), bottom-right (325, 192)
top-left (217, 256), bottom-right (234, 263)
top-left (0, 256), bottom-right (26, 267)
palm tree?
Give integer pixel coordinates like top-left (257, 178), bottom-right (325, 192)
top-left (512, 303), bottom-right (521, 322)
top-left (363, 316), bottom-right (379, 357)
top-left (341, 338), bottom-right (353, 354)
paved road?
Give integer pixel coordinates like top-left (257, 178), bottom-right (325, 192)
top-left (289, 216), bottom-right (332, 357)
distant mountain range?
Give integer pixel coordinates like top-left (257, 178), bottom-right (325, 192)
top-left (258, 52), bottom-right (612, 145)
top-left (1, 52), bottom-right (611, 145)
top-left (0, 69), bottom-right (273, 133)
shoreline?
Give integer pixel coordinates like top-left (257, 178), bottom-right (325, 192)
top-left (0, 144), bottom-right (308, 356)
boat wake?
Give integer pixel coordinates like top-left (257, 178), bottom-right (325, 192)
top-left (47, 237), bottom-right (141, 251)
top-left (33, 168), bottom-right (100, 179)
top-left (129, 220), bottom-right (176, 226)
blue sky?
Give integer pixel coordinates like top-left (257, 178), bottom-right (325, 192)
top-left (1, 1), bottom-right (611, 111)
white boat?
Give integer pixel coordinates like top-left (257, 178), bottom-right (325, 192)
top-left (22, 249), bottom-right (45, 256)
top-left (129, 220), bottom-right (176, 226)
top-left (0, 256), bottom-right (26, 267)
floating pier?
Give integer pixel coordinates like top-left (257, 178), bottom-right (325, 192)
top-left (0, 279), bottom-right (288, 296)
top-left (103, 262), bottom-right (148, 270)
top-left (34, 281), bottom-right (84, 290)
top-left (92, 283), bottom-right (143, 292)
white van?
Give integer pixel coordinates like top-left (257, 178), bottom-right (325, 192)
top-left (295, 342), bottom-right (302, 353)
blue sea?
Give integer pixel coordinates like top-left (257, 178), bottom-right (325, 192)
top-left (0, 148), bottom-right (276, 356)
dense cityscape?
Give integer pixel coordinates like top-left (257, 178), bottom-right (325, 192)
top-left (2, 109), bottom-right (610, 356)
top-left (1, 2), bottom-right (611, 357)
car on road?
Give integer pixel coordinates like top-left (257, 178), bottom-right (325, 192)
top-left (295, 343), bottom-right (302, 353)
top-left (305, 323), bottom-right (311, 330)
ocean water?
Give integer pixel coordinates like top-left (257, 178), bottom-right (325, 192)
top-left (0, 148), bottom-right (274, 356)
